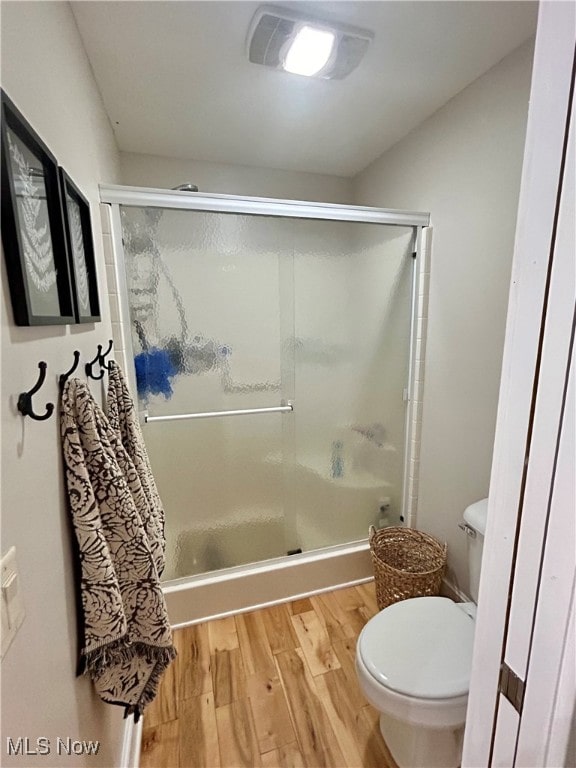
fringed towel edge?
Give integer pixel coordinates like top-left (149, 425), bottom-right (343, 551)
top-left (83, 637), bottom-right (177, 676)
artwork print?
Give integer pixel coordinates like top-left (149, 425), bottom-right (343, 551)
top-left (59, 168), bottom-right (100, 323)
top-left (6, 128), bottom-right (60, 316)
top-left (1, 90), bottom-right (74, 325)
top-left (66, 195), bottom-right (90, 316)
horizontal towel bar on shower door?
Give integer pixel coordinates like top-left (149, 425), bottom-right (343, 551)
top-left (144, 403), bottom-right (293, 423)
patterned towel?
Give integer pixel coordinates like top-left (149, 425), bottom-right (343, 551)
top-left (60, 378), bottom-right (175, 720)
top-left (106, 361), bottom-right (166, 577)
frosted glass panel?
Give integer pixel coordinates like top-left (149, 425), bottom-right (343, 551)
top-left (122, 208), bottom-right (288, 409)
top-left (120, 205), bottom-right (414, 580)
top-left (121, 207), bottom-right (293, 579)
top-left (291, 220), bottom-right (413, 550)
top-left (143, 414), bottom-right (286, 579)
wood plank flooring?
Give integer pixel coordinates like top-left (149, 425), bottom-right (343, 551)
top-left (140, 582), bottom-right (397, 768)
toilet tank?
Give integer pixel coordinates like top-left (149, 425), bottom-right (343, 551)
top-left (463, 498), bottom-right (488, 603)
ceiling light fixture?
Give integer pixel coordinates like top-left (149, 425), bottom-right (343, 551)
top-left (283, 25), bottom-right (336, 77)
top-left (247, 6), bottom-right (373, 80)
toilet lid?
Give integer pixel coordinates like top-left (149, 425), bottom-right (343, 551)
top-left (358, 597), bottom-right (475, 699)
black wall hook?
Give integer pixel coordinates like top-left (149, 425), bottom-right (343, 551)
top-left (85, 346), bottom-right (104, 380)
top-left (18, 362), bottom-right (55, 421)
top-left (59, 351), bottom-right (81, 390)
top-left (99, 339), bottom-right (114, 370)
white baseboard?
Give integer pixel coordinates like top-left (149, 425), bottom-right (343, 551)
top-left (120, 715), bottom-right (142, 768)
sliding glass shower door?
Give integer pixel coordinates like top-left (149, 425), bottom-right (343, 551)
top-left (121, 207), bottom-right (294, 579)
top-left (120, 204), bottom-right (415, 581)
top-left (291, 219), bottom-right (414, 551)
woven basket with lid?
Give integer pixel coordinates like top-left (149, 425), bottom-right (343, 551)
top-left (369, 525), bottom-right (447, 610)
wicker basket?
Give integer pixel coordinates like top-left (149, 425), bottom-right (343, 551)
top-left (369, 526), bottom-right (447, 610)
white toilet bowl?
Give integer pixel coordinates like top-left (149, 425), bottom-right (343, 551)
top-left (356, 596), bottom-right (476, 768)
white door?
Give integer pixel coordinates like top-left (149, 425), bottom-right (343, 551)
top-left (463, 2), bottom-right (576, 766)
top-left (494, 105), bottom-right (575, 765)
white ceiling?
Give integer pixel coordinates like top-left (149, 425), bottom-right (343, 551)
top-left (72, 1), bottom-right (537, 177)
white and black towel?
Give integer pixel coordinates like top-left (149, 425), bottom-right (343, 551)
top-left (106, 361), bottom-right (166, 577)
top-left (60, 378), bottom-right (175, 720)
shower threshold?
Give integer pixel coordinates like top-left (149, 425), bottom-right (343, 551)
top-left (162, 539), bottom-right (373, 628)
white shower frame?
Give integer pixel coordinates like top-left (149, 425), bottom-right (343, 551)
top-left (99, 184), bottom-right (430, 625)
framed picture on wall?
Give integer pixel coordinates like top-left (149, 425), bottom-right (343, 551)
top-left (59, 168), bottom-right (101, 323)
top-left (0, 90), bottom-right (75, 325)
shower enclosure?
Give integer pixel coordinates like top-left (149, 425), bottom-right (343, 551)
top-left (101, 186), bottom-right (429, 600)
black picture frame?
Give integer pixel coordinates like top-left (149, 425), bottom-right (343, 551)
top-left (59, 168), bottom-right (101, 324)
top-left (0, 90), bottom-right (74, 326)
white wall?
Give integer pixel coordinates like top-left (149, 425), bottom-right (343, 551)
top-left (120, 151), bottom-right (354, 203)
top-left (353, 40), bottom-right (534, 595)
top-left (1, 3), bottom-right (124, 765)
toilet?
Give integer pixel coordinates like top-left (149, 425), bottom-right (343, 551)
top-left (356, 499), bottom-right (488, 768)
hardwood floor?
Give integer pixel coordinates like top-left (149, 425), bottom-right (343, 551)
top-left (140, 582), bottom-right (397, 768)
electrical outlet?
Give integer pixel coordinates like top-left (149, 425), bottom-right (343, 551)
top-left (1, 547), bottom-right (25, 660)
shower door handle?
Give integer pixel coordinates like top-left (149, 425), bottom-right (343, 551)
top-left (144, 403), bottom-right (293, 423)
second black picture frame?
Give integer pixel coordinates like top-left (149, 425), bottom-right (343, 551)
top-left (59, 168), bottom-right (101, 323)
